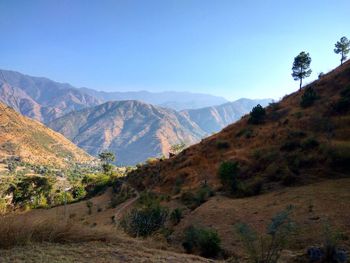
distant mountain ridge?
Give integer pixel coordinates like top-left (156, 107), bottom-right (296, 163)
top-left (181, 98), bottom-right (272, 134)
top-left (80, 88), bottom-right (228, 110)
top-left (48, 100), bottom-right (205, 165)
top-left (0, 69), bottom-right (101, 123)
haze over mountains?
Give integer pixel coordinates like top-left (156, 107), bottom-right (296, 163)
top-left (0, 69), bottom-right (271, 164)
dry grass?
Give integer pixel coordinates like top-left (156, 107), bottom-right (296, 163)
top-left (0, 216), bottom-right (114, 249)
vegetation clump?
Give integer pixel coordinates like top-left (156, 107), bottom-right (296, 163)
top-left (300, 87), bottom-right (318, 108)
top-left (235, 206), bottom-right (296, 263)
top-left (181, 185), bottom-right (214, 210)
top-left (248, 104), bottom-right (266, 124)
top-left (170, 208), bottom-right (183, 225)
top-left (218, 161), bottom-right (240, 193)
top-left (120, 202), bottom-right (168, 237)
top-left (182, 225), bottom-right (222, 258)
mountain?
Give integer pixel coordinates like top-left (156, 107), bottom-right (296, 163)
top-left (48, 100), bottom-right (205, 165)
top-left (0, 69), bottom-right (102, 123)
top-left (181, 98), bottom-right (272, 134)
top-left (80, 88), bottom-right (228, 110)
top-left (128, 60), bottom-right (350, 194)
top-left (0, 102), bottom-right (93, 167)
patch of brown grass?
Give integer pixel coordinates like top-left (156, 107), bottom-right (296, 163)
top-left (0, 216), bottom-right (113, 249)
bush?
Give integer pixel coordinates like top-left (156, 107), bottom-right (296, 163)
top-left (182, 226), bottom-right (221, 258)
top-left (71, 185), bottom-right (87, 200)
top-left (235, 207), bottom-right (295, 263)
top-left (280, 140), bottom-right (301, 151)
top-left (170, 208), bottom-right (183, 225)
top-left (301, 137), bottom-right (319, 150)
top-left (333, 97), bottom-right (350, 114)
top-left (300, 87), bottom-right (318, 108)
top-left (120, 203), bottom-right (168, 237)
top-left (248, 104), bottom-right (266, 124)
top-left (328, 143), bottom-right (350, 172)
top-left (218, 161), bottom-right (239, 193)
top-left (180, 185), bottom-right (214, 210)
top-left (216, 140), bottom-right (230, 150)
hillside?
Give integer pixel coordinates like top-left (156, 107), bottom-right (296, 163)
top-left (128, 60), bottom-right (350, 194)
top-left (48, 100), bottom-right (206, 165)
top-left (0, 69), bottom-right (101, 123)
top-left (182, 98), bottom-right (272, 134)
top-left (0, 102), bottom-right (93, 167)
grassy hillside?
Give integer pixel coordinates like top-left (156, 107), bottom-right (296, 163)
top-left (128, 60), bottom-right (350, 194)
top-left (0, 102), bottom-right (93, 168)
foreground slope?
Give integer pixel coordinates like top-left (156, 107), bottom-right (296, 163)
top-left (48, 100), bottom-right (206, 165)
top-left (129, 60), bottom-right (350, 193)
top-left (0, 102), bottom-right (93, 167)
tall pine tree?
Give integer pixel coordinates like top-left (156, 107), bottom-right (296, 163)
top-left (292, 52), bottom-right (312, 90)
top-left (334, 36), bottom-right (350, 65)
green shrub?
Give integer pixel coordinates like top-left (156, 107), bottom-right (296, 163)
top-left (170, 208), bottom-right (183, 225)
top-left (236, 128), bottom-right (254, 138)
top-left (71, 185), bottom-right (86, 200)
top-left (180, 185), bottom-right (214, 210)
top-left (333, 97), bottom-right (350, 114)
top-left (300, 87), bottom-right (318, 108)
top-left (216, 140), bottom-right (230, 150)
top-left (120, 203), bottom-right (168, 237)
top-left (248, 104), bottom-right (266, 124)
top-left (235, 206), bottom-right (295, 263)
top-left (218, 161), bottom-right (239, 193)
top-left (280, 140), bottom-right (301, 151)
top-left (11, 176), bottom-right (55, 208)
top-left (328, 143), bottom-right (350, 172)
top-left (183, 226), bottom-right (221, 258)
top-left (301, 137), bottom-right (319, 150)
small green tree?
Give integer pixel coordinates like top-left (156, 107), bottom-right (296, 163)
top-left (249, 104), bottom-right (266, 124)
top-left (218, 161), bottom-right (239, 193)
top-left (98, 151), bottom-right (115, 174)
top-left (334, 36), bottom-right (350, 65)
top-left (292, 52), bottom-right (312, 90)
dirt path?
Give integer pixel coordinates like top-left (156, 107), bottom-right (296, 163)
top-left (114, 187), bottom-right (140, 220)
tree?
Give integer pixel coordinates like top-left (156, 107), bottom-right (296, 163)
top-left (98, 151), bottom-right (115, 174)
top-left (292, 52), bottom-right (312, 90)
top-left (248, 104), bottom-right (266, 124)
top-left (334, 36), bottom-right (350, 65)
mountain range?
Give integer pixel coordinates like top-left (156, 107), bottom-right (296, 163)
top-left (0, 69), bottom-right (271, 164)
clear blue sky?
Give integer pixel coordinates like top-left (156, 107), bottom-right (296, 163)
top-left (0, 0), bottom-right (349, 100)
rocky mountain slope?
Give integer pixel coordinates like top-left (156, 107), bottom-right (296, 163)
top-left (181, 98), bottom-right (272, 133)
top-left (48, 100), bottom-right (205, 165)
top-left (0, 102), bottom-right (93, 167)
top-left (0, 69), bottom-right (101, 123)
top-left (128, 60), bottom-right (350, 194)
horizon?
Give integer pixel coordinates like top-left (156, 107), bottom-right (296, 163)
top-left (0, 0), bottom-right (349, 101)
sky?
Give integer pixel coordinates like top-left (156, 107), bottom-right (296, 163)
top-left (0, 0), bottom-right (349, 101)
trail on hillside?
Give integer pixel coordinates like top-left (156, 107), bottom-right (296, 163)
top-left (114, 186), bottom-right (140, 220)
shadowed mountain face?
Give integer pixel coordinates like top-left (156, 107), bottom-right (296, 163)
top-left (181, 98), bottom-right (272, 134)
top-left (0, 70), bottom-right (102, 123)
top-left (48, 100), bottom-right (205, 165)
top-left (0, 102), bottom-right (92, 167)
